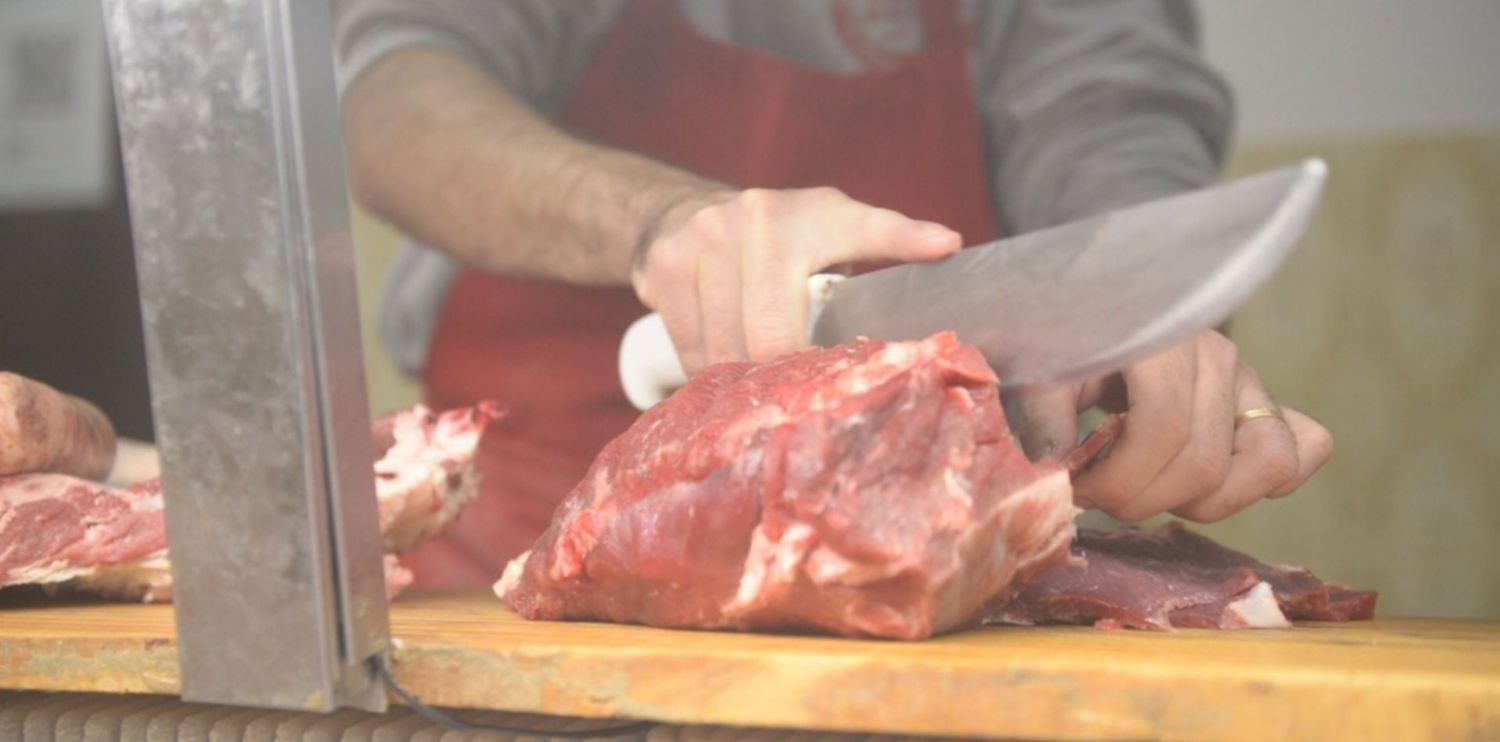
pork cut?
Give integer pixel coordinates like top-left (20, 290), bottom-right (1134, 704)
top-left (498, 332), bottom-right (1086, 640)
top-left (0, 402), bottom-right (498, 601)
top-left (0, 372), bottom-right (117, 481)
top-left (987, 521), bottom-right (1378, 630)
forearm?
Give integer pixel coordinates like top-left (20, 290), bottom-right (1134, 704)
top-left (342, 46), bottom-right (722, 285)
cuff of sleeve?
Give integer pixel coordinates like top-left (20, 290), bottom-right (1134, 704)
top-left (336, 27), bottom-right (486, 96)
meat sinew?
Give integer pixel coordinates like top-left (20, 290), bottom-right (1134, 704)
top-left (498, 332), bottom-right (1084, 640)
top-left (0, 402), bottom-right (498, 601)
top-left (988, 522), bottom-right (1378, 630)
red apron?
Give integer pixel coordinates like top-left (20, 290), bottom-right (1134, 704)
top-left (408, 0), bottom-right (996, 587)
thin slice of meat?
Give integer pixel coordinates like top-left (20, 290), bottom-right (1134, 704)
top-left (0, 402), bottom-right (498, 601)
top-left (0, 372), bottom-right (117, 481)
top-left (0, 475), bottom-right (164, 590)
top-left (498, 333), bottom-right (1086, 640)
top-left (987, 522), bottom-right (1378, 630)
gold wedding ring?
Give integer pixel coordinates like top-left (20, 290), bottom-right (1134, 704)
top-left (1235, 406), bottom-right (1283, 429)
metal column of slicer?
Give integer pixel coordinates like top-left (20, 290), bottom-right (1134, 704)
top-left (102, 0), bottom-right (389, 712)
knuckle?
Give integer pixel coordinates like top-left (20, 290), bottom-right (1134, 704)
top-left (1155, 414), bottom-right (1193, 451)
top-left (683, 208), bottom-right (728, 244)
top-left (1201, 329), bottom-right (1239, 362)
top-left (1182, 449), bottom-right (1231, 495)
top-left (650, 244), bottom-right (694, 284)
top-left (736, 188), bottom-right (778, 218)
top-left (1261, 438), bottom-right (1301, 487)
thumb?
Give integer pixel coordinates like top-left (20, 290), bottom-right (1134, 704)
top-left (1005, 387), bottom-right (1081, 463)
top-left (815, 204), bottom-right (962, 268)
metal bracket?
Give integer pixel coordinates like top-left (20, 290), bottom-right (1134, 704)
top-left (103, 0), bottom-right (389, 712)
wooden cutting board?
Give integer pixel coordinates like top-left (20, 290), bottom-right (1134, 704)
top-left (1, 590), bottom-right (1497, 741)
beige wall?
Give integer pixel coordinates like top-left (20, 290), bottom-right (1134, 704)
top-left (350, 130), bottom-right (1500, 620)
top-left (1199, 132), bottom-right (1500, 620)
top-left (350, 207), bottom-right (420, 417)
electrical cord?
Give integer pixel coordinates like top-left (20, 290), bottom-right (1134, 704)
top-left (375, 653), bottom-right (655, 739)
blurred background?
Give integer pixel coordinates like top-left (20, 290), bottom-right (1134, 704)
top-left (1, 1), bottom-right (1496, 619)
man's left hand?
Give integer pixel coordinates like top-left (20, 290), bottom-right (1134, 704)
top-left (1007, 330), bottom-right (1333, 522)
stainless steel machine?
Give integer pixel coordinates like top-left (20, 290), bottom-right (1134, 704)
top-left (102, 0), bottom-right (388, 712)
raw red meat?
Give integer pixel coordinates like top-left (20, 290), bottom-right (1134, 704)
top-left (0, 475), bottom-right (165, 592)
top-left (497, 332), bottom-right (1082, 640)
top-left (987, 521), bottom-right (1378, 630)
top-left (0, 403), bottom-right (498, 601)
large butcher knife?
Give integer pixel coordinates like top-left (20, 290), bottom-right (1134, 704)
top-left (620, 159), bottom-right (1327, 409)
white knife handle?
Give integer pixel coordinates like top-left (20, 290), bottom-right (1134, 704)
top-left (620, 273), bottom-right (845, 410)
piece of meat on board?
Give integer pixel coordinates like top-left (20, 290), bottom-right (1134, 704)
top-left (0, 372), bottom-right (117, 481)
top-left (498, 332), bottom-right (1081, 640)
top-left (0, 475), bottom-right (164, 591)
top-left (987, 521), bottom-right (1378, 630)
top-left (0, 402), bottom-right (498, 601)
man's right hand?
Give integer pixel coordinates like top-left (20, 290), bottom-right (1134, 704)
top-left (342, 50), bottom-right (959, 373)
top-left (631, 187), bottom-right (962, 374)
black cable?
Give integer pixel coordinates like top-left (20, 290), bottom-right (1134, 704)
top-left (375, 653), bottom-right (655, 739)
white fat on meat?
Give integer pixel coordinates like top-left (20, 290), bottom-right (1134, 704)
top-left (373, 405), bottom-right (487, 552)
top-left (495, 549), bottom-right (531, 600)
top-left (1221, 581), bottom-right (1292, 629)
top-left (2, 403), bottom-right (495, 602)
top-left (723, 522), bottom-right (818, 614)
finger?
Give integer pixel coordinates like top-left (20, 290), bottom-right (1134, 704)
top-left (810, 192), bottom-right (961, 268)
top-left (1104, 335), bottom-right (1239, 521)
top-left (1171, 369), bottom-right (1299, 523)
top-left (695, 248), bottom-right (747, 365)
top-left (662, 291), bottom-right (708, 375)
top-left (647, 240), bottom-right (708, 374)
top-left (1269, 407), bottom-right (1332, 498)
top-left (1005, 387), bottom-right (1081, 463)
top-left (1071, 340), bottom-right (1199, 514)
top-left (739, 215), bottom-right (809, 363)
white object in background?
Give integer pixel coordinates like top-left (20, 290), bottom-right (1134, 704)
top-left (107, 438), bottom-right (161, 487)
top-left (619, 274), bottom-right (845, 410)
top-left (0, 0), bottom-right (112, 210)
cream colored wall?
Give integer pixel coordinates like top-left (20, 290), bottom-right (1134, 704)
top-left (1198, 132), bottom-right (1500, 620)
top-left (347, 134), bottom-right (1500, 620)
top-left (350, 205), bottom-right (421, 417)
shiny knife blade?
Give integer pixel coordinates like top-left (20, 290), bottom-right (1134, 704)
top-left (809, 158), bottom-right (1328, 394)
top-left (618, 159), bottom-right (1327, 409)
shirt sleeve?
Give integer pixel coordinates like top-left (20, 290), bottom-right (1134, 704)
top-left (331, 0), bottom-right (625, 112)
top-left (972, 0), bottom-right (1235, 235)
top-left (331, 1), bottom-right (627, 375)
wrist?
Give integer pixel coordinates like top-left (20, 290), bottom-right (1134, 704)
top-left (630, 185), bottom-right (734, 297)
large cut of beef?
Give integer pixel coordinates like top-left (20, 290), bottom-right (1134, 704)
top-left (0, 403), bottom-right (497, 601)
top-left (498, 332), bottom-right (1088, 640)
top-left (499, 332), bottom-right (1376, 638)
top-left (989, 522), bottom-right (1378, 630)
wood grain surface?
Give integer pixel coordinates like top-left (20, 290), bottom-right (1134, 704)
top-left (1, 590), bottom-right (1496, 740)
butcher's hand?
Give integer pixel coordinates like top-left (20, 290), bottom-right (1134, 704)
top-left (1008, 330), bottom-right (1333, 522)
top-left (631, 187), bottom-right (961, 374)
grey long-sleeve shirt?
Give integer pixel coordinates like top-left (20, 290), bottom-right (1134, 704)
top-left (333, 0), bottom-right (1234, 375)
